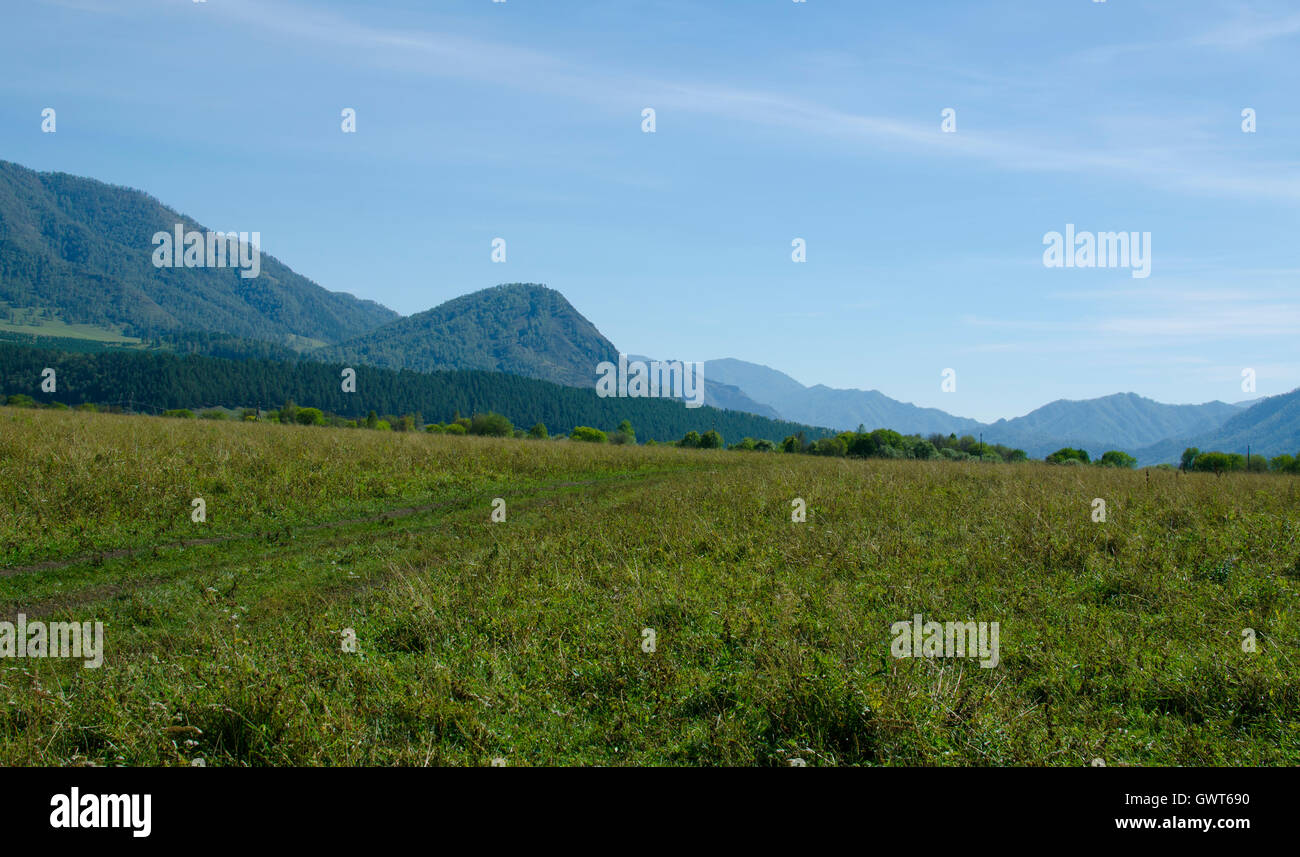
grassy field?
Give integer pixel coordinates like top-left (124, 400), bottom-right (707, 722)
top-left (0, 303), bottom-right (142, 344)
top-left (1, 406), bottom-right (1297, 766)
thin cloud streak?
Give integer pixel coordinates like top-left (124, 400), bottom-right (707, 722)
top-left (211, 0), bottom-right (1300, 203)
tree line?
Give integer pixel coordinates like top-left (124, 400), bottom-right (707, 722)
top-left (0, 342), bottom-right (831, 445)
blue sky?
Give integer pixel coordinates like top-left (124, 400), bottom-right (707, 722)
top-left (4, 0), bottom-right (1298, 421)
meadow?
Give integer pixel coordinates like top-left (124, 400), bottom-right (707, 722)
top-left (0, 406), bottom-right (1296, 766)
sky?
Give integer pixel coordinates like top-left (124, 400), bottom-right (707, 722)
top-left (3, 0), bottom-right (1298, 422)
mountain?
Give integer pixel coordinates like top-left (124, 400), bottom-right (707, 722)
top-left (1134, 388), bottom-right (1300, 465)
top-left (703, 358), bottom-right (984, 435)
top-left (323, 284), bottom-right (781, 417)
top-left (702, 358), bottom-right (811, 409)
top-left (626, 355), bottom-right (780, 419)
top-left (0, 160), bottom-right (397, 345)
top-left (983, 393), bottom-right (1241, 459)
top-left (703, 360), bottom-right (1255, 457)
top-left (321, 283), bottom-right (615, 388)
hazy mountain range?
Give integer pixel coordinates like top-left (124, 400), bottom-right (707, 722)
top-left (1, 159), bottom-right (1295, 464)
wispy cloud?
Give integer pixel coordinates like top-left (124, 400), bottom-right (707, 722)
top-left (1192, 9), bottom-right (1300, 48)
top-left (207, 0), bottom-right (1300, 203)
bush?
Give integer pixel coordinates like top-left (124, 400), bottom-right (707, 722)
top-left (1097, 450), bottom-right (1137, 469)
top-left (469, 412), bottom-right (513, 437)
top-left (910, 439), bottom-right (938, 460)
top-left (679, 431), bottom-right (701, 448)
top-left (811, 436), bottom-right (846, 456)
top-left (75, 403), bottom-right (97, 412)
top-left (1046, 447), bottom-right (1090, 465)
top-left (162, 409), bottom-right (195, 419)
top-left (201, 409), bottom-right (228, 421)
top-left (699, 430), bottom-right (723, 449)
top-left (571, 426), bottom-right (608, 443)
top-left (295, 407), bottom-right (325, 426)
top-left (528, 422), bottom-right (548, 439)
top-left (1193, 451), bottom-right (1245, 474)
top-left (5, 394), bottom-right (36, 408)
top-left (610, 419), bottom-right (636, 445)
top-left (444, 423), bottom-right (466, 435)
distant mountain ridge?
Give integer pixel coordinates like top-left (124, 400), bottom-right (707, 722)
top-left (1134, 388), bottom-right (1300, 465)
top-left (703, 358), bottom-right (1277, 459)
top-left (983, 393), bottom-right (1242, 459)
top-left (0, 160), bottom-right (397, 345)
top-left (703, 358), bottom-right (985, 436)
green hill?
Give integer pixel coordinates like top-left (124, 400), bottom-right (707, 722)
top-left (319, 283), bottom-right (618, 388)
top-left (0, 160), bottom-right (397, 345)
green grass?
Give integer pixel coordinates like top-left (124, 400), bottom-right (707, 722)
top-left (1, 406), bottom-right (1297, 766)
top-left (0, 303), bottom-right (142, 344)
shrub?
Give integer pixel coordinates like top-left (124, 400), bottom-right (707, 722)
top-left (295, 407), bottom-right (326, 426)
top-left (910, 440), bottom-right (938, 460)
top-left (1046, 447), bottom-right (1090, 465)
top-left (444, 423), bottom-right (466, 435)
top-left (610, 419), bottom-right (636, 445)
top-left (1193, 451), bottom-right (1244, 473)
top-left (571, 426), bottom-right (608, 443)
top-left (1097, 450), bottom-right (1137, 469)
top-left (162, 409), bottom-right (195, 419)
top-left (528, 422), bottom-right (548, 439)
top-left (469, 412), bottom-right (513, 437)
top-left (201, 409), bottom-right (228, 421)
top-left (810, 437), bottom-right (846, 456)
top-left (699, 430), bottom-right (724, 449)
